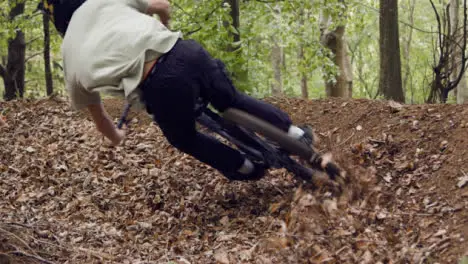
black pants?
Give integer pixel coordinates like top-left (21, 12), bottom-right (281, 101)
top-left (140, 39), bottom-right (292, 177)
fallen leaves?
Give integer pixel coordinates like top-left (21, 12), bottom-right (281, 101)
top-left (214, 249), bottom-right (230, 264)
top-left (0, 97), bottom-right (467, 263)
top-left (388, 100), bottom-right (404, 113)
top-left (457, 172), bottom-right (468, 188)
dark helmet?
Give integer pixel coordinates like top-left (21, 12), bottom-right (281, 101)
top-left (37, 0), bottom-right (86, 37)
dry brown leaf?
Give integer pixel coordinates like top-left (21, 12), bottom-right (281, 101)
top-left (0, 97), bottom-right (467, 264)
top-left (457, 174), bottom-right (468, 188)
top-left (214, 249), bottom-right (230, 264)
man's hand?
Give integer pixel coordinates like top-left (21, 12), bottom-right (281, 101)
top-left (111, 129), bottom-right (126, 146)
top-left (87, 103), bottom-right (125, 146)
top-left (147, 0), bottom-right (171, 28)
top-left (159, 9), bottom-right (170, 28)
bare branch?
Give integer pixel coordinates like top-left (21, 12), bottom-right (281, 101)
top-left (26, 36), bottom-right (41, 46)
top-left (430, 0), bottom-right (443, 47)
top-left (427, 0), bottom-right (468, 102)
top-left (172, 4), bottom-right (221, 36)
top-left (24, 52), bottom-right (42, 63)
top-left (185, 26), bottom-right (203, 36)
top-left (8, 251), bottom-right (56, 264)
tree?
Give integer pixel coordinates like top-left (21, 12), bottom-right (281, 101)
top-left (449, 0), bottom-right (468, 104)
top-left (271, 40), bottom-right (283, 95)
top-left (379, 0), bottom-right (405, 102)
top-left (298, 45), bottom-right (308, 98)
top-left (42, 12), bottom-right (53, 96)
top-left (270, 4), bottom-right (283, 96)
top-left (402, 0), bottom-right (416, 103)
top-left (0, 0), bottom-right (461, 102)
top-left (1, 0), bottom-right (26, 101)
top-left (319, 1), bottom-right (353, 98)
top-left (227, 0), bottom-right (240, 44)
top-left (297, 7), bottom-right (309, 99)
top-left (221, 0), bottom-right (249, 91)
top-left (427, 0), bottom-right (468, 103)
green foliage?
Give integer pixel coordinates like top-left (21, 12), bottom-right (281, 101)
top-left (0, 0), bottom-right (64, 98)
top-left (459, 256), bottom-right (468, 264)
top-left (0, 0), bottom-right (460, 103)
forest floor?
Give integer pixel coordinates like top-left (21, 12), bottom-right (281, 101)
top-left (0, 96), bottom-right (467, 264)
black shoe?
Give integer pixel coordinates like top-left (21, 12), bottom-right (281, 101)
top-left (297, 125), bottom-right (315, 147)
top-left (248, 160), bottom-right (268, 180)
top-left (223, 160), bottom-right (267, 181)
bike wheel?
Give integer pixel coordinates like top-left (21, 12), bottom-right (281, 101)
top-left (198, 108), bottom-right (315, 178)
top-left (222, 108), bottom-right (344, 180)
top-left (222, 108), bottom-right (312, 159)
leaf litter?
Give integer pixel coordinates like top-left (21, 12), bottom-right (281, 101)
top-left (0, 96), bottom-right (467, 263)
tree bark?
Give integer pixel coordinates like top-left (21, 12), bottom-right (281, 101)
top-left (271, 40), bottom-right (283, 95)
top-left (228, 0), bottom-right (240, 43)
top-left (450, 0), bottom-right (468, 103)
top-left (223, 0), bottom-right (240, 50)
top-left (379, 0), bottom-right (405, 102)
top-left (2, 0), bottom-right (25, 101)
top-left (403, 0), bottom-right (416, 103)
top-left (270, 4), bottom-right (283, 96)
top-left (43, 13), bottom-right (54, 96)
top-left (298, 45), bottom-right (308, 98)
top-left (457, 76), bottom-right (468, 104)
top-left (222, 0), bottom-right (248, 90)
top-left (298, 9), bottom-right (308, 99)
top-left (320, 9), bottom-right (353, 98)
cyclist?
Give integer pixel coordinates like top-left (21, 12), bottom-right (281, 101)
top-left (37, 0), bottom-right (314, 181)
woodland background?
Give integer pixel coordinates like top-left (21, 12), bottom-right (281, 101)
top-left (1, 1), bottom-right (468, 263)
top-left (2, 0), bottom-right (468, 105)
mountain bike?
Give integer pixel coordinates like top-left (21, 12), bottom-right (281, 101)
top-left (117, 98), bottom-right (347, 191)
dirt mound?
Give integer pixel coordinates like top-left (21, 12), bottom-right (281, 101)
top-left (0, 96), bottom-right (467, 263)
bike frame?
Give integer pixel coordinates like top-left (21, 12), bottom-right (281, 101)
top-left (118, 101), bottom-right (315, 182)
top-left (194, 101), bottom-right (316, 182)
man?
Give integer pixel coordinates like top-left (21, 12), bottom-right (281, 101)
top-left (37, 0), bottom-right (314, 181)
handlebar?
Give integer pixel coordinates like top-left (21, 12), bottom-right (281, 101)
top-left (117, 103), bottom-right (132, 129)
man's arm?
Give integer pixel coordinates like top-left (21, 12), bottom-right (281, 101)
top-left (87, 103), bottom-right (125, 146)
top-left (146, 0), bottom-right (171, 27)
top-left (66, 82), bottom-right (123, 146)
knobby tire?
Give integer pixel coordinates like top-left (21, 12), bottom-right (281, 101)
top-left (222, 108), bottom-right (344, 181)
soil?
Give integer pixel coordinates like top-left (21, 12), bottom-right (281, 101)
top-left (0, 96), bottom-right (467, 264)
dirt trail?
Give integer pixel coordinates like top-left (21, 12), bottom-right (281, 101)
top-left (0, 96), bottom-right (467, 263)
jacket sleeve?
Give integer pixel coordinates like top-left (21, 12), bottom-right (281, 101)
top-left (125, 0), bottom-right (149, 13)
top-left (67, 82), bottom-right (102, 111)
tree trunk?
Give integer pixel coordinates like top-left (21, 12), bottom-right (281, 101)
top-left (2, 0), bottom-right (25, 101)
top-left (228, 0), bottom-right (240, 43)
top-left (449, 0), bottom-right (468, 104)
top-left (320, 10), bottom-right (353, 98)
top-left (298, 45), bottom-right (308, 98)
top-left (379, 0), bottom-right (405, 102)
top-left (457, 77), bottom-right (468, 103)
top-left (344, 40), bottom-right (353, 98)
top-left (270, 4), bottom-right (283, 96)
top-left (403, 0), bottom-right (416, 103)
top-left (43, 13), bottom-right (54, 96)
top-left (271, 40), bottom-right (283, 95)
top-left (301, 74), bottom-right (308, 98)
top-left (222, 0), bottom-right (248, 90)
top-left (223, 0), bottom-right (240, 51)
